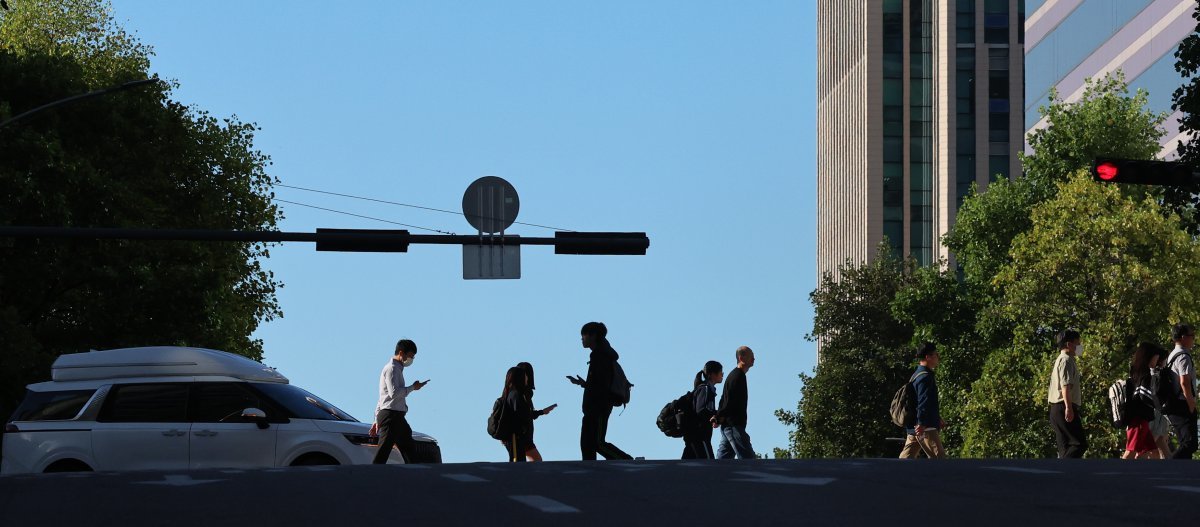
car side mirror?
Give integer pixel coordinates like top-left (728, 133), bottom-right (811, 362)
top-left (242, 407), bottom-right (269, 429)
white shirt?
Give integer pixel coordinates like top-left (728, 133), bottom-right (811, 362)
top-left (376, 359), bottom-right (415, 414)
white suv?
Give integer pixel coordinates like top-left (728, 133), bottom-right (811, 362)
top-left (1, 346), bottom-right (440, 474)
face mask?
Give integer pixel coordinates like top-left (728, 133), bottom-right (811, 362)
top-left (402, 357), bottom-right (415, 367)
top-left (1074, 344), bottom-right (1084, 358)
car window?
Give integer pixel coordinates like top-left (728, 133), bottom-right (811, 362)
top-left (190, 383), bottom-right (271, 423)
top-left (8, 389), bottom-right (96, 422)
top-left (99, 384), bottom-right (189, 423)
top-left (252, 383), bottom-right (356, 422)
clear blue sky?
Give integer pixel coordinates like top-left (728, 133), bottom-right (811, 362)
top-left (109, 0), bottom-right (818, 462)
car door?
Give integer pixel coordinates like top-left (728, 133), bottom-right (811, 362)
top-left (91, 383), bottom-right (190, 471)
top-left (188, 382), bottom-right (278, 469)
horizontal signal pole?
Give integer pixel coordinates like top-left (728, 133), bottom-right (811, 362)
top-left (0, 226), bottom-right (650, 255)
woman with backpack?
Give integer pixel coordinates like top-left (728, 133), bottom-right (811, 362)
top-left (516, 362), bottom-right (557, 462)
top-left (1124, 342), bottom-right (1168, 459)
top-left (501, 366), bottom-right (535, 462)
top-left (683, 360), bottom-right (723, 459)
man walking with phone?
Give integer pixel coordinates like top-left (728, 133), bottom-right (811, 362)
top-left (567, 322), bottom-right (633, 460)
top-left (371, 339), bottom-right (428, 464)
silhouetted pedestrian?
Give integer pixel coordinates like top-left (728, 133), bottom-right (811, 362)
top-left (516, 362), bottom-right (557, 461)
top-left (683, 360), bottom-right (723, 459)
top-left (567, 322), bottom-right (633, 460)
top-left (501, 366), bottom-right (534, 462)
top-left (714, 346), bottom-right (756, 459)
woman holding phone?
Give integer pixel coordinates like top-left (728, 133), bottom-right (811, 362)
top-left (517, 362), bottom-right (557, 461)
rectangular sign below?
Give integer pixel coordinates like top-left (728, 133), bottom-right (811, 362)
top-left (463, 238), bottom-right (520, 280)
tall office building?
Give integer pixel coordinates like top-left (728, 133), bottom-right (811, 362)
top-left (817, 0), bottom-right (1025, 280)
top-left (1024, 0), bottom-right (1197, 157)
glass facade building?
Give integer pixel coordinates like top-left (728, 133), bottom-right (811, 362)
top-left (817, 0), bottom-right (1024, 280)
top-left (1024, 0), bottom-right (1196, 157)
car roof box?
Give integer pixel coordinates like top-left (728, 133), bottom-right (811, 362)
top-left (51, 347), bottom-right (289, 383)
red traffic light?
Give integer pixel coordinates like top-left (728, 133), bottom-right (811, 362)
top-left (1095, 162), bottom-right (1118, 181)
top-left (1092, 158), bottom-right (1198, 186)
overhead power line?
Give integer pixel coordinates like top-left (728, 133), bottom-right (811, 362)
top-left (275, 183), bottom-right (577, 232)
top-left (274, 199), bottom-right (456, 235)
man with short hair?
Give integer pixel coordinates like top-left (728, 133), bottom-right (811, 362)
top-left (714, 346), bottom-right (756, 459)
top-left (370, 339), bottom-right (428, 464)
top-left (899, 342), bottom-right (945, 459)
top-left (1048, 330), bottom-right (1087, 458)
top-left (567, 322), bottom-right (632, 460)
top-left (1165, 324), bottom-right (1197, 459)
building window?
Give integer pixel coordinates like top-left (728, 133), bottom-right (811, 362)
top-left (957, 0), bottom-right (975, 44)
top-left (984, 0), bottom-right (1008, 43)
top-left (989, 112), bottom-right (1009, 142)
top-left (989, 154), bottom-right (1009, 181)
top-left (910, 0), bottom-right (934, 266)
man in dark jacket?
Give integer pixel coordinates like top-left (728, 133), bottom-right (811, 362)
top-left (899, 342), bottom-right (945, 459)
top-left (714, 346), bottom-right (756, 459)
top-left (567, 322), bottom-right (633, 460)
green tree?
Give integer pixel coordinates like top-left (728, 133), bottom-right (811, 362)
top-left (1169, 1), bottom-right (1200, 231)
top-left (0, 1), bottom-right (281, 416)
top-left (960, 172), bottom-right (1200, 457)
top-left (777, 247), bottom-right (974, 457)
top-left (777, 248), bottom-right (914, 458)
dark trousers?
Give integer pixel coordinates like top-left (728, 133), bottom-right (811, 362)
top-left (1167, 411), bottom-right (1198, 459)
top-left (372, 409), bottom-right (416, 464)
top-left (580, 407), bottom-right (631, 460)
top-left (1048, 402), bottom-right (1088, 459)
top-left (682, 429), bottom-right (714, 459)
top-left (503, 433), bottom-right (531, 462)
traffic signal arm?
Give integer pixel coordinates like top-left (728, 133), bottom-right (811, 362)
top-left (1092, 158), bottom-right (1200, 186)
top-left (0, 227), bottom-right (650, 255)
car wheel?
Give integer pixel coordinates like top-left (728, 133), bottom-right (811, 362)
top-left (44, 459), bottom-right (93, 473)
top-left (290, 453), bottom-right (339, 466)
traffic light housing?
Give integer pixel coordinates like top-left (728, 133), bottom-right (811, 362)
top-left (1091, 158), bottom-right (1198, 186)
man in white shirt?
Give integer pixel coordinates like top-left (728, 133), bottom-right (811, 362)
top-left (370, 339), bottom-right (427, 464)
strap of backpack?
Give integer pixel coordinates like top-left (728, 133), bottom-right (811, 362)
top-left (1166, 350), bottom-right (1185, 372)
top-left (909, 370), bottom-right (929, 384)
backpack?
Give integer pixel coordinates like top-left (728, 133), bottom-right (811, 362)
top-left (1162, 350), bottom-right (1189, 412)
top-left (656, 391), bottom-right (695, 438)
top-left (1107, 378), bottom-right (1130, 429)
top-left (611, 360), bottom-right (633, 407)
top-left (486, 396), bottom-right (508, 440)
top-left (889, 371), bottom-right (928, 428)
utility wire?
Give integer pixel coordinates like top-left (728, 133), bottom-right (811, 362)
top-left (275, 183), bottom-right (577, 232)
top-left (274, 199), bottom-right (457, 235)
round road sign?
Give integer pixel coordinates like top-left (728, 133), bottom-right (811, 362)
top-left (462, 176), bottom-right (519, 234)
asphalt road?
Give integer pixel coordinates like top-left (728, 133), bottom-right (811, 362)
top-left (2, 458), bottom-right (1197, 526)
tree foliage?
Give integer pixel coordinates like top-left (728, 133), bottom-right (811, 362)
top-left (1170, 1), bottom-right (1200, 231)
top-left (961, 173), bottom-right (1200, 457)
top-left (777, 248), bottom-right (973, 457)
top-left (0, 1), bottom-right (281, 416)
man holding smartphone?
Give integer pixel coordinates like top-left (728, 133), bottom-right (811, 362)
top-left (370, 339), bottom-right (428, 464)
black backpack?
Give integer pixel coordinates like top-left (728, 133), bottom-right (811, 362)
top-left (656, 391), bottom-right (695, 438)
top-left (486, 396), bottom-right (508, 440)
top-left (611, 360), bottom-right (633, 407)
top-left (889, 371), bottom-right (927, 428)
top-left (1162, 351), bottom-right (1189, 413)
